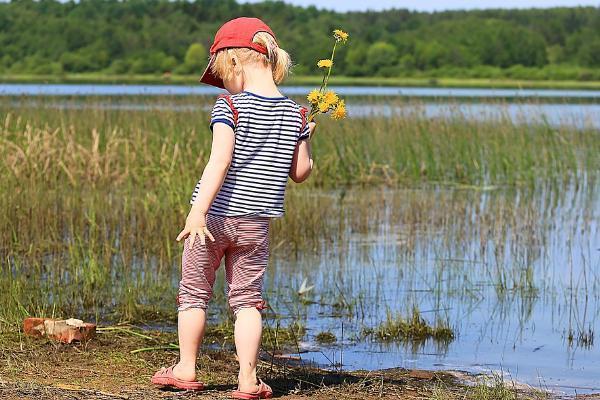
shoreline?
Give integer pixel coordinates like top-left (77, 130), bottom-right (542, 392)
top-left (1, 73), bottom-right (600, 90)
top-left (0, 328), bottom-right (550, 400)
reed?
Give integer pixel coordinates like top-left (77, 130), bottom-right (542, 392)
top-left (1, 97), bottom-right (598, 190)
top-left (362, 307), bottom-right (455, 343)
top-left (315, 331), bottom-right (337, 344)
top-left (0, 96), bottom-right (598, 331)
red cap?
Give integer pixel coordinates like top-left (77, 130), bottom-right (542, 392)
top-left (199, 17), bottom-right (277, 89)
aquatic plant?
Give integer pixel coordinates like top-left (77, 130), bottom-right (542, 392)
top-left (315, 331), bottom-right (337, 344)
top-left (0, 96), bottom-right (598, 334)
top-left (362, 308), bottom-right (455, 343)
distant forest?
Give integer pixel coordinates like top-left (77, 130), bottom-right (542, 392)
top-left (1, 0), bottom-right (600, 80)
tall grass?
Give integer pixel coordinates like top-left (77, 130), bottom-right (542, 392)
top-left (1, 97), bottom-right (598, 190)
top-left (0, 96), bottom-right (598, 329)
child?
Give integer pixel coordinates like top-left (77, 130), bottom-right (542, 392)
top-left (151, 17), bottom-right (315, 399)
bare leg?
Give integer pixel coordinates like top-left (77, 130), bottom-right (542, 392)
top-left (234, 307), bottom-right (262, 392)
top-left (173, 308), bottom-right (206, 381)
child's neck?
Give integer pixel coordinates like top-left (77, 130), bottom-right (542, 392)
top-left (242, 65), bottom-right (282, 97)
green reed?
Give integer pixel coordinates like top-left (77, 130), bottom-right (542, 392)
top-left (362, 307), bottom-right (455, 343)
top-left (0, 96), bottom-right (598, 329)
top-left (1, 96), bottom-right (598, 190)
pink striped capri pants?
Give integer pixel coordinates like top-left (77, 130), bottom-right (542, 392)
top-left (176, 214), bottom-right (270, 314)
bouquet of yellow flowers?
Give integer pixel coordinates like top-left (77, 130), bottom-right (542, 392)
top-left (306, 29), bottom-right (349, 137)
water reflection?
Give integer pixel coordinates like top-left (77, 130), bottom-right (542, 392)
top-left (267, 177), bottom-right (599, 394)
top-left (3, 96), bottom-right (599, 130)
top-left (1, 83), bottom-right (600, 99)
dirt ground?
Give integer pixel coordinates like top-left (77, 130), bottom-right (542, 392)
top-left (0, 327), bottom-right (589, 400)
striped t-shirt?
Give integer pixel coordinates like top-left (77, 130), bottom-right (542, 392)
top-left (190, 91), bottom-right (310, 217)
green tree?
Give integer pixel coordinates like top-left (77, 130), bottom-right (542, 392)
top-left (415, 41), bottom-right (447, 70)
top-left (130, 52), bottom-right (171, 74)
top-left (577, 39), bottom-right (600, 67)
top-left (366, 42), bottom-right (398, 74)
top-left (182, 43), bottom-right (207, 73)
top-left (399, 54), bottom-right (416, 71)
top-left (0, 1), bottom-right (598, 78)
top-left (344, 44), bottom-right (368, 76)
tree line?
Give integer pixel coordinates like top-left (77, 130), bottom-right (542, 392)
top-left (1, 0), bottom-right (599, 80)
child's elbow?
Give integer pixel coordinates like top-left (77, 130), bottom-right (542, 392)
top-left (209, 156), bottom-right (232, 171)
top-left (290, 164), bottom-right (312, 183)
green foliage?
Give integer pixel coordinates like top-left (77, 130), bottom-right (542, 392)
top-left (130, 51), bottom-right (172, 74)
top-left (184, 43), bottom-right (207, 69)
top-left (0, 97), bottom-right (599, 326)
top-left (344, 44), bottom-right (368, 76)
top-left (367, 41), bottom-right (398, 74)
top-left (0, 1), bottom-right (599, 77)
top-left (363, 308), bottom-right (454, 343)
top-left (577, 38), bottom-right (600, 67)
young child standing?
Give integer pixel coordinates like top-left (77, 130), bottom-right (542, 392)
top-left (151, 17), bottom-right (315, 399)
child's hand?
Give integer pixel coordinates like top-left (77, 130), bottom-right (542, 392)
top-left (176, 209), bottom-right (215, 248)
top-left (308, 122), bottom-right (317, 139)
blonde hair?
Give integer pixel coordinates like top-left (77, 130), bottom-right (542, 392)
top-left (210, 31), bottom-right (292, 84)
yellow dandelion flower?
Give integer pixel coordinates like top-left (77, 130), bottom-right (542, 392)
top-left (307, 89), bottom-right (321, 104)
top-left (333, 29), bottom-right (349, 43)
top-left (323, 91), bottom-right (339, 106)
top-left (317, 59), bottom-right (333, 69)
top-left (318, 100), bottom-right (330, 113)
top-left (331, 100), bottom-right (346, 120)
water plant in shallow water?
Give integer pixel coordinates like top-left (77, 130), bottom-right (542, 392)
top-left (315, 331), bottom-right (337, 344)
top-left (0, 99), bottom-right (599, 329)
top-left (362, 307), bottom-right (455, 343)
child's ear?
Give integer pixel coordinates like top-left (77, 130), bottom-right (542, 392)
top-left (231, 56), bottom-right (241, 75)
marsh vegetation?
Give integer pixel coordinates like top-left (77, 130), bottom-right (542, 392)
top-left (0, 95), bottom-right (598, 394)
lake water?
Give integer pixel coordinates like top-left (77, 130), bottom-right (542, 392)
top-left (267, 180), bottom-right (600, 395)
top-left (2, 83), bottom-right (599, 130)
top-left (1, 83), bottom-right (600, 99)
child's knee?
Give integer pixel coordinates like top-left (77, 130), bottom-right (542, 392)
top-left (176, 289), bottom-right (212, 312)
top-left (229, 297), bottom-right (268, 315)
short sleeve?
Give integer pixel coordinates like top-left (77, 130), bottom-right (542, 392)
top-left (210, 97), bottom-right (235, 132)
top-left (298, 122), bottom-right (310, 141)
top-left (189, 179), bottom-right (201, 205)
top-left (298, 106), bottom-right (310, 141)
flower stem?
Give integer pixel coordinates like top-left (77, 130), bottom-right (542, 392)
top-left (323, 41), bottom-right (338, 90)
top-left (312, 39), bottom-right (339, 120)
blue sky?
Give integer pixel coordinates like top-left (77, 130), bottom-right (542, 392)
top-left (242, 0), bottom-right (599, 12)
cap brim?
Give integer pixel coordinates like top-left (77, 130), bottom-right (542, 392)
top-left (199, 60), bottom-right (225, 89)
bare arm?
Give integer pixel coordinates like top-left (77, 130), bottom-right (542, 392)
top-left (176, 122), bottom-right (235, 247)
top-left (289, 122), bottom-right (316, 183)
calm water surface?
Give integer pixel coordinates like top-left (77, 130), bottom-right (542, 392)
top-left (2, 83), bottom-right (599, 129)
top-left (2, 83), bottom-right (600, 99)
top-left (263, 179), bottom-right (600, 395)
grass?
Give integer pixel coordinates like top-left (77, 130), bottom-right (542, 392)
top-left (93, 320), bottom-right (307, 354)
top-left (2, 72), bottom-right (600, 90)
top-left (1, 96), bottom-right (598, 190)
top-left (431, 372), bottom-right (549, 400)
top-left (0, 95), bottom-right (597, 355)
top-left (315, 331), bottom-right (337, 344)
top-left (362, 308), bottom-right (455, 343)
top-left (566, 326), bottom-right (595, 349)
top-left (0, 95), bottom-right (597, 397)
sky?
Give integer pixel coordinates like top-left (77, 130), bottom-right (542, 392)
top-left (242, 0), bottom-right (599, 12)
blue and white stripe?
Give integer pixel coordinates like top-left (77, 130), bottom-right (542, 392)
top-left (190, 91), bottom-right (310, 217)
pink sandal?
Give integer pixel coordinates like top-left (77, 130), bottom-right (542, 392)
top-left (231, 378), bottom-right (273, 399)
top-left (151, 364), bottom-right (204, 391)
